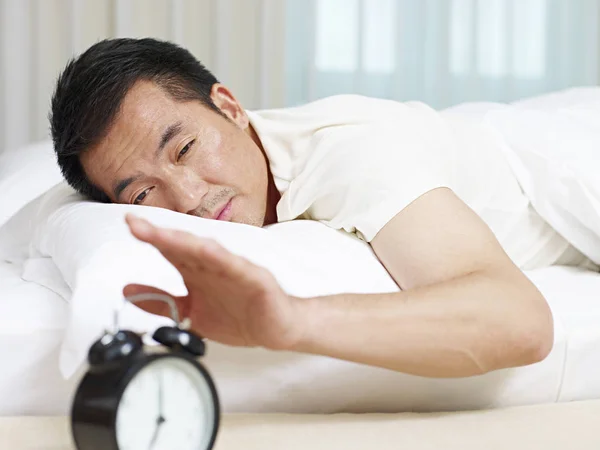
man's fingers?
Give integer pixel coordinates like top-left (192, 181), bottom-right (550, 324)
top-left (125, 214), bottom-right (157, 242)
top-left (197, 240), bottom-right (254, 278)
top-left (125, 214), bottom-right (262, 286)
top-left (126, 214), bottom-right (242, 275)
top-left (126, 214), bottom-right (196, 257)
top-left (123, 283), bottom-right (170, 298)
top-left (123, 283), bottom-right (190, 321)
top-left (125, 214), bottom-right (207, 269)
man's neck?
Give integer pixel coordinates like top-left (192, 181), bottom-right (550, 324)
top-left (264, 172), bottom-right (281, 226)
top-left (247, 123), bottom-right (281, 226)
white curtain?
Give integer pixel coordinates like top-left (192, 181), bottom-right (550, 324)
top-left (0, 0), bottom-right (286, 154)
top-left (2, 0), bottom-right (598, 155)
top-left (285, 0), bottom-right (600, 108)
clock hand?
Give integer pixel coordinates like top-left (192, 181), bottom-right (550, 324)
top-left (158, 373), bottom-right (164, 419)
top-left (149, 374), bottom-right (166, 450)
top-left (148, 421), bottom-right (160, 450)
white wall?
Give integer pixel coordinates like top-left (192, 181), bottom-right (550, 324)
top-left (0, 0), bottom-right (286, 154)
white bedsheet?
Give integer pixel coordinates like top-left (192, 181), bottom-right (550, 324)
top-left (0, 260), bottom-right (599, 415)
top-left (446, 86), bottom-right (600, 265)
top-left (203, 266), bottom-right (600, 412)
top-left (0, 261), bottom-right (74, 415)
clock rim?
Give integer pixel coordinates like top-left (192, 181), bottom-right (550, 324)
top-left (71, 351), bottom-right (221, 450)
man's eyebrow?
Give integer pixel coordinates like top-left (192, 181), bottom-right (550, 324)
top-left (113, 175), bottom-right (140, 201)
top-left (111, 122), bottom-right (182, 201)
top-left (156, 121), bottom-right (183, 158)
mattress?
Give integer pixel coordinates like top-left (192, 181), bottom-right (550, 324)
top-left (2, 400), bottom-right (600, 450)
top-left (201, 265), bottom-right (600, 413)
top-left (0, 261), bottom-right (75, 415)
top-left (1, 261), bottom-right (599, 416)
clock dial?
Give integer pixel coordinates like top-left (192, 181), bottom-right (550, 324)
top-left (115, 357), bottom-right (216, 450)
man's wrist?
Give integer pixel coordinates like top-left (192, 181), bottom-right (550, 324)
top-left (269, 295), bottom-right (319, 352)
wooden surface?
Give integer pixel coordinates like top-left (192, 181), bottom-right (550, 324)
top-left (2, 400), bottom-right (600, 450)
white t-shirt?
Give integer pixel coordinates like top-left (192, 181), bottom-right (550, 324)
top-left (247, 95), bottom-right (593, 270)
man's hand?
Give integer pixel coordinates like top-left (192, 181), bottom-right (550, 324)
top-left (124, 214), bottom-right (302, 351)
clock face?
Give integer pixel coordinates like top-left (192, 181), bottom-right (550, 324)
top-left (115, 356), bottom-right (216, 450)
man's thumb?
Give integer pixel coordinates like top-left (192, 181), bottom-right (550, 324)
top-left (123, 283), bottom-right (169, 298)
top-left (122, 284), bottom-right (188, 321)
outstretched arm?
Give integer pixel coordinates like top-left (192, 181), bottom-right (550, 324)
top-left (125, 188), bottom-right (553, 377)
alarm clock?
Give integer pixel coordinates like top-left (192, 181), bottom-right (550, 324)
top-left (71, 294), bottom-right (220, 450)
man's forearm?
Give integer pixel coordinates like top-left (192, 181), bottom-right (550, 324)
top-left (288, 269), bottom-right (554, 378)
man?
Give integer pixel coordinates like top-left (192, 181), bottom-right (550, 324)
top-left (50, 38), bottom-right (569, 378)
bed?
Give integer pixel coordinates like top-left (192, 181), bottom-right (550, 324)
top-left (2, 254), bottom-right (600, 416)
top-left (3, 217), bottom-right (600, 450)
top-left (2, 89), bottom-right (600, 447)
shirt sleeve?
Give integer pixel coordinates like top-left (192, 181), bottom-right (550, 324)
top-left (279, 115), bottom-right (459, 242)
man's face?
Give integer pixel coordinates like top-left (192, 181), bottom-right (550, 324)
top-left (81, 81), bottom-right (272, 226)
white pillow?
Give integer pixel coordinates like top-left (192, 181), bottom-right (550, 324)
top-left (16, 185), bottom-right (571, 413)
top-left (19, 183), bottom-right (396, 371)
top-left (0, 195), bottom-right (50, 263)
top-left (0, 140), bottom-right (63, 227)
top-left (511, 86), bottom-right (600, 110)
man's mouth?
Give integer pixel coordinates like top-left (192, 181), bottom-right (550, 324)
top-left (213, 198), bottom-right (233, 221)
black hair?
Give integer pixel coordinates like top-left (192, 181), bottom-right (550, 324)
top-left (50, 37), bottom-right (221, 202)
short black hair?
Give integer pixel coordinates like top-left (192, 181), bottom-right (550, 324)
top-left (50, 37), bottom-right (221, 202)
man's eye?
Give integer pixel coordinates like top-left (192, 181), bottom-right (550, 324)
top-left (177, 140), bottom-right (195, 161)
top-left (133, 189), bottom-right (150, 205)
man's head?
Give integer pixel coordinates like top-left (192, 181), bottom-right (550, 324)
top-left (50, 38), bottom-right (277, 226)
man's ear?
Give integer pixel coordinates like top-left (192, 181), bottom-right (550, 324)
top-left (209, 84), bottom-right (249, 129)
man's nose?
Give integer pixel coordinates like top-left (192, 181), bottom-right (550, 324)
top-left (169, 171), bottom-right (208, 215)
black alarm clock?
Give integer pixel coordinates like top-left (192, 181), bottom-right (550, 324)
top-left (71, 293), bottom-right (220, 450)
